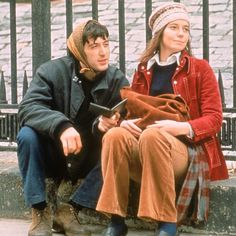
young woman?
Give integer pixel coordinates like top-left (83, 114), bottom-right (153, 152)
top-left (96, 3), bottom-right (228, 236)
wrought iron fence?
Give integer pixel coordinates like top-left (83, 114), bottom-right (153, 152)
top-left (0, 0), bottom-right (235, 157)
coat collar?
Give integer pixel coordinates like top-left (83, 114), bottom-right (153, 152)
top-left (69, 57), bottom-right (110, 119)
top-left (178, 50), bottom-right (191, 75)
top-left (147, 51), bottom-right (181, 69)
top-left (139, 50), bottom-right (191, 75)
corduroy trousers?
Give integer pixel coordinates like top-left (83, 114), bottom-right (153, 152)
top-left (96, 127), bottom-right (189, 223)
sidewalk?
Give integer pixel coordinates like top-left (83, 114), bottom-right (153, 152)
top-left (0, 218), bottom-right (153, 236)
top-left (0, 218), bottom-right (218, 236)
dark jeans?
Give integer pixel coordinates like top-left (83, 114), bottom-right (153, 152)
top-left (17, 126), bottom-right (103, 209)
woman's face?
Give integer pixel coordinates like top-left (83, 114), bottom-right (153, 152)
top-left (160, 19), bottom-right (190, 57)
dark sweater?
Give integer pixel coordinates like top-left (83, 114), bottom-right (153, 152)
top-left (150, 62), bottom-right (177, 96)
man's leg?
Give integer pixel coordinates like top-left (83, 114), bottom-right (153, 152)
top-left (70, 162), bottom-right (103, 209)
top-left (17, 126), bottom-right (54, 236)
top-left (52, 163), bottom-right (103, 236)
top-left (52, 131), bottom-right (99, 236)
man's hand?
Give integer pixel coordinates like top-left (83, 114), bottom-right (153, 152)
top-left (120, 118), bottom-right (142, 138)
top-left (60, 127), bottom-right (82, 156)
top-left (98, 112), bottom-right (120, 133)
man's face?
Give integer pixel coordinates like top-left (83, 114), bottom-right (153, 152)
top-left (83, 36), bottom-right (110, 72)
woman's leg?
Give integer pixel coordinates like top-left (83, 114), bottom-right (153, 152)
top-left (96, 127), bottom-right (142, 217)
top-left (138, 127), bottom-right (189, 223)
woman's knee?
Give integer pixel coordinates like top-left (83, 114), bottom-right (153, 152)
top-left (102, 127), bottom-right (130, 144)
top-left (140, 127), bottom-right (166, 144)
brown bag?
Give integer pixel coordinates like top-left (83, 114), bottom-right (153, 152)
top-left (120, 87), bottom-right (190, 130)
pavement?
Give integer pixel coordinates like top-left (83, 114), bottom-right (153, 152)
top-left (0, 218), bottom-right (224, 236)
top-left (0, 218), bottom-right (151, 236)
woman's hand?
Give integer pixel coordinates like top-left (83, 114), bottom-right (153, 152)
top-left (98, 112), bottom-right (120, 133)
top-left (120, 118), bottom-right (142, 138)
top-left (147, 120), bottom-right (191, 137)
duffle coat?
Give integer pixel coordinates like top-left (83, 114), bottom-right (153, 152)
top-left (131, 50), bottom-right (228, 181)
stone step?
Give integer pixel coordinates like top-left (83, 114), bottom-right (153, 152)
top-left (0, 218), bottom-right (217, 236)
top-left (0, 152), bottom-right (235, 235)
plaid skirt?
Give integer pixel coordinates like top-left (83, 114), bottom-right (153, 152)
top-left (176, 145), bottom-right (210, 225)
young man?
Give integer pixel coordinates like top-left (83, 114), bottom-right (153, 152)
top-left (17, 20), bottom-right (129, 236)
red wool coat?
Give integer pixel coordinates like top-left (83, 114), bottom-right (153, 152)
top-left (132, 50), bottom-right (228, 181)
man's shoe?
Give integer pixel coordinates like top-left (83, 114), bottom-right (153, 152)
top-left (102, 223), bottom-right (128, 236)
top-left (53, 203), bottom-right (91, 236)
top-left (28, 206), bottom-right (52, 236)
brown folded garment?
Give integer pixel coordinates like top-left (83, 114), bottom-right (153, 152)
top-left (120, 87), bottom-right (190, 130)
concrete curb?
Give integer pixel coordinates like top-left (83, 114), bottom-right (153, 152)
top-left (0, 152), bottom-right (235, 235)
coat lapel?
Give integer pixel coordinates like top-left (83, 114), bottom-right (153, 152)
top-left (70, 71), bottom-right (85, 120)
top-left (91, 75), bottom-right (109, 103)
top-left (69, 66), bottom-right (109, 119)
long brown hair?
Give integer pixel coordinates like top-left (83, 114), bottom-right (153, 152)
top-left (139, 25), bottom-right (192, 64)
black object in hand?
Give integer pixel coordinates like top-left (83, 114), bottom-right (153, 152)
top-left (89, 98), bottom-right (128, 117)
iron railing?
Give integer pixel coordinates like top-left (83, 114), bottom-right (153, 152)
top-left (0, 0), bottom-right (235, 157)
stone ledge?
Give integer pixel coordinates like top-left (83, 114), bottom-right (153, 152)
top-left (0, 153), bottom-right (235, 235)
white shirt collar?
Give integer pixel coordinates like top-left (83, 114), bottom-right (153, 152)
top-left (147, 52), bottom-right (181, 70)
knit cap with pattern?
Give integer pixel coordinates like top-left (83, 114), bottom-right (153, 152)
top-left (149, 2), bottom-right (190, 37)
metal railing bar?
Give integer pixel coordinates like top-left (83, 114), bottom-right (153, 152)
top-left (32, 0), bottom-right (51, 75)
top-left (202, 0), bottom-right (209, 61)
top-left (118, 0), bottom-right (125, 74)
top-left (0, 71), bottom-right (7, 104)
top-left (66, 0), bottom-right (73, 38)
top-left (233, 1), bottom-right (236, 107)
top-left (145, 0), bottom-right (152, 43)
top-left (10, 0), bottom-right (17, 104)
top-left (92, 0), bottom-right (98, 21)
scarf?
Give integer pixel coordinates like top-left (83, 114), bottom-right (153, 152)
top-left (67, 20), bottom-right (97, 80)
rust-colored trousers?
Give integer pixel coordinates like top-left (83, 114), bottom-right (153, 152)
top-left (96, 127), bottom-right (189, 223)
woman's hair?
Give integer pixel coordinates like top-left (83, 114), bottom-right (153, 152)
top-left (139, 25), bottom-right (192, 64)
top-left (82, 20), bottom-right (109, 45)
